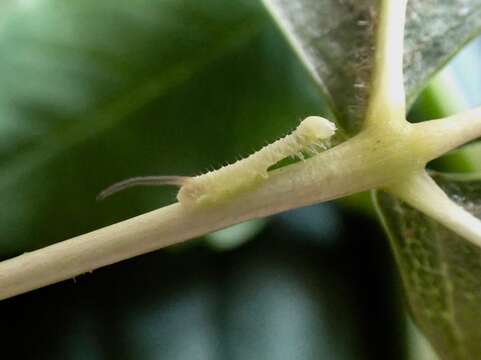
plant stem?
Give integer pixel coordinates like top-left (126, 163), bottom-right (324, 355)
top-left (412, 69), bottom-right (478, 173)
top-left (387, 170), bottom-right (481, 249)
top-left (365, 0), bottom-right (407, 127)
top-left (0, 132), bottom-right (405, 300)
top-left (413, 106), bottom-right (481, 161)
top-left (2, 100), bottom-right (481, 300)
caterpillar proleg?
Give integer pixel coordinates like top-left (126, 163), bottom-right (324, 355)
top-left (98, 116), bottom-right (336, 206)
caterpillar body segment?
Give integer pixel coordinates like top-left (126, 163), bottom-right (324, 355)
top-left (177, 116), bottom-right (336, 206)
top-left (97, 116), bottom-right (336, 206)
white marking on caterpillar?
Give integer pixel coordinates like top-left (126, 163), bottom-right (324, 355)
top-left (98, 116), bottom-right (336, 206)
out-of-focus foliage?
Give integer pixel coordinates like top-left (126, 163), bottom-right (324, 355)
top-left (0, 0), bottom-right (326, 255)
top-left (376, 173), bottom-right (481, 359)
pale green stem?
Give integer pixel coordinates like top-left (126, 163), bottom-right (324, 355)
top-left (366, 0), bottom-right (407, 127)
top-left (412, 106), bottom-right (481, 162)
top-left (4, 104), bottom-right (481, 300)
top-left (0, 132), bottom-right (407, 300)
top-left (387, 170), bottom-right (481, 249)
top-left (3, 95), bottom-right (480, 302)
top-left (391, 109), bottom-right (481, 249)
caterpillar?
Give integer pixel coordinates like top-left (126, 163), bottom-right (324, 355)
top-left (98, 116), bottom-right (336, 206)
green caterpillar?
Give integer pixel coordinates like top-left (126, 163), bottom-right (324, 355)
top-left (98, 116), bottom-right (336, 207)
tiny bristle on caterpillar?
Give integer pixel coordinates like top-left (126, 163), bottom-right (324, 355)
top-left (98, 116), bottom-right (336, 206)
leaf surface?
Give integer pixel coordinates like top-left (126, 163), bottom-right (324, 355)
top-left (375, 172), bottom-right (481, 360)
top-left (262, 0), bottom-right (481, 133)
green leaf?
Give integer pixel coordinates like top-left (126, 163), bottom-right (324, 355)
top-left (404, 1), bottom-right (481, 108)
top-left (261, 0), bottom-right (481, 134)
top-left (0, 0), bottom-right (326, 255)
top-left (261, 0), bottom-right (377, 134)
top-left (0, 0), bottom-right (261, 185)
top-left (374, 172), bottom-right (481, 360)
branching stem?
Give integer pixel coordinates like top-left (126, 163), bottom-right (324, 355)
top-left (413, 106), bottom-right (481, 161)
top-left (365, 0), bottom-right (407, 127)
top-left (387, 170), bottom-right (481, 249)
top-left (0, 133), bottom-right (404, 300)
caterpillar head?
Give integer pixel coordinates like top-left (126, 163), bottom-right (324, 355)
top-left (296, 116), bottom-right (336, 142)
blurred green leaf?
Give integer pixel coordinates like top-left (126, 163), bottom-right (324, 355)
top-left (0, 0), bottom-right (260, 170)
top-left (261, 0), bottom-right (481, 133)
top-left (0, 0), bottom-right (326, 255)
top-left (374, 172), bottom-right (481, 359)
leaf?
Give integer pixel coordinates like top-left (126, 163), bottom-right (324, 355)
top-left (404, 1), bottom-right (481, 108)
top-left (261, 0), bottom-right (377, 134)
top-left (374, 172), bottom-right (481, 360)
top-left (0, 0), bottom-right (261, 183)
top-left (0, 0), bottom-right (326, 255)
top-left (261, 0), bottom-right (481, 134)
